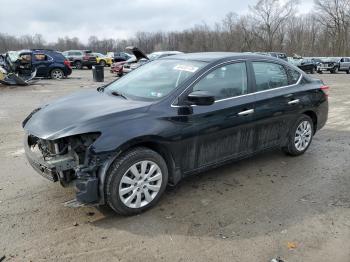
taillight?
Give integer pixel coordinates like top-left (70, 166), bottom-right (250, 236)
top-left (321, 85), bottom-right (330, 98)
top-left (64, 60), bottom-right (71, 69)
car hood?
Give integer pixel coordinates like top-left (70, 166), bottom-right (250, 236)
top-left (125, 46), bottom-right (149, 61)
top-left (23, 89), bottom-right (152, 140)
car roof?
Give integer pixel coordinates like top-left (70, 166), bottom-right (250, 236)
top-left (165, 52), bottom-right (283, 63)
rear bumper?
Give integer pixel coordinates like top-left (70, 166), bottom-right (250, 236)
top-left (65, 67), bottom-right (72, 76)
top-left (316, 100), bottom-right (328, 131)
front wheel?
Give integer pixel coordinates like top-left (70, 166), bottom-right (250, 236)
top-left (105, 147), bottom-right (168, 215)
top-left (283, 115), bottom-right (314, 156)
top-left (75, 61), bottom-right (83, 69)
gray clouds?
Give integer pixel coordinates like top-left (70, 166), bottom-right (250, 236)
top-left (0, 0), bottom-right (314, 43)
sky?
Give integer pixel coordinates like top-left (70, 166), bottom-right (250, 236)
top-left (0, 0), bottom-right (315, 43)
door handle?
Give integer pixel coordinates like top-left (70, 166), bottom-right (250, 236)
top-left (238, 109), bottom-right (254, 116)
top-left (288, 99), bottom-right (300, 105)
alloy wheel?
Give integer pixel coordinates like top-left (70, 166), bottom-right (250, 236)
top-left (119, 161), bottom-right (162, 208)
top-left (294, 121), bottom-right (312, 151)
top-left (51, 69), bottom-right (64, 79)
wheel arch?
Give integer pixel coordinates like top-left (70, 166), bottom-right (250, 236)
top-left (49, 67), bottom-right (65, 78)
top-left (302, 110), bottom-right (317, 133)
top-left (97, 138), bottom-right (179, 205)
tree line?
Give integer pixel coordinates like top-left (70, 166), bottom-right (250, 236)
top-left (1, 0), bottom-right (350, 57)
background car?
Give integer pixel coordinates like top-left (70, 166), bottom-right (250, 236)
top-left (3, 49), bottom-right (72, 80)
top-left (294, 58), bottom-right (320, 74)
top-left (92, 52), bottom-right (113, 67)
top-left (107, 52), bottom-right (133, 62)
top-left (110, 59), bottom-right (131, 76)
top-left (256, 52), bottom-right (288, 61)
top-left (117, 48), bottom-right (183, 76)
top-left (339, 57), bottom-right (350, 73)
top-left (62, 50), bottom-right (97, 69)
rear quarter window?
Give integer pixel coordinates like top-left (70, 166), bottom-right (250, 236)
top-left (51, 52), bottom-right (65, 61)
top-left (286, 66), bottom-right (301, 85)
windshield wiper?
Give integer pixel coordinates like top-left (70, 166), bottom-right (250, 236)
top-left (111, 91), bottom-right (128, 99)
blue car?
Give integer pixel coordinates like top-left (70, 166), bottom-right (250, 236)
top-left (9, 49), bottom-right (72, 79)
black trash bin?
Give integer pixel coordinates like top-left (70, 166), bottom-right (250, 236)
top-left (92, 65), bottom-right (104, 82)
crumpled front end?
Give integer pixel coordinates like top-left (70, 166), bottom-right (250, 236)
top-left (24, 132), bottom-right (102, 204)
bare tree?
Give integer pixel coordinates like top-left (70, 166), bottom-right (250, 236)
top-left (0, 0), bottom-right (349, 57)
top-left (314, 0), bottom-right (350, 56)
top-left (249, 0), bottom-right (299, 51)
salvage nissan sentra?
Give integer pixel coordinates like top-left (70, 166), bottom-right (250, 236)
top-left (23, 53), bottom-right (329, 215)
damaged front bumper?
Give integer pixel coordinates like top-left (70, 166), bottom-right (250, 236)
top-left (24, 133), bottom-right (101, 204)
top-left (0, 67), bottom-right (38, 86)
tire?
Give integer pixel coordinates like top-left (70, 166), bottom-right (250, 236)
top-left (87, 65), bottom-right (92, 70)
top-left (346, 68), bottom-right (350, 74)
top-left (283, 115), bottom-right (314, 156)
top-left (75, 61), bottom-right (83, 70)
top-left (105, 147), bottom-right (168, 215)
top-left (99, 60), bottom-right (106, 67)
top-left (310, 68), bottom-right (315, 74)
top-left (332, 67), bottom-right (339, 74)
top-left (50, 68), bottom-right (64, 79)
top-left (317, 70), bottom-right (323, 74)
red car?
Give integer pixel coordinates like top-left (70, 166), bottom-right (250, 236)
top-left (110, 60), bottom-right (127, 76)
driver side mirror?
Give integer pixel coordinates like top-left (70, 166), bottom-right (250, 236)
top-left (187, 91), bottom-right (215, 106)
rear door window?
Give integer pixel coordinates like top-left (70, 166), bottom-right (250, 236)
top-left (252, 62), bottom-right (288, 91)
top-left (34, 54), bottom-right (49, 61)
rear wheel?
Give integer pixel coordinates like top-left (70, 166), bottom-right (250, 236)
top-left (346, 68), bottom-right (350, 74)
top-left (283, 115), bottom-right (314, 156)
top-left (75, 61), bottom-right (83, 69)
top-left (50, 68), bottom-right (64, 79)
top-left (87, 65), bottom-right (92, 69)
top-left (105, 147), bottom-right (168, 215)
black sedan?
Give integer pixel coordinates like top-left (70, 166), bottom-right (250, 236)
top-left (294, 58), bottom-right (321, 74)
top-left (23, 53), bottom-right (329, 215)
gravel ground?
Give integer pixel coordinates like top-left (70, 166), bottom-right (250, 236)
top-left (0, 69), bottom-right (349, 262)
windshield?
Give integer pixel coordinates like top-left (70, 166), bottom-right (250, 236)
top-left (106, 59), bottom-right (207, 101)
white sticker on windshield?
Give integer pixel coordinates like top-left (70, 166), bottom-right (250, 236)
top-left (174, 65), bottom-right (199, 73)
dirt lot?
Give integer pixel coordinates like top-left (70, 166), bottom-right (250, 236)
top-left (0, 69), bottom-right (349, 262)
